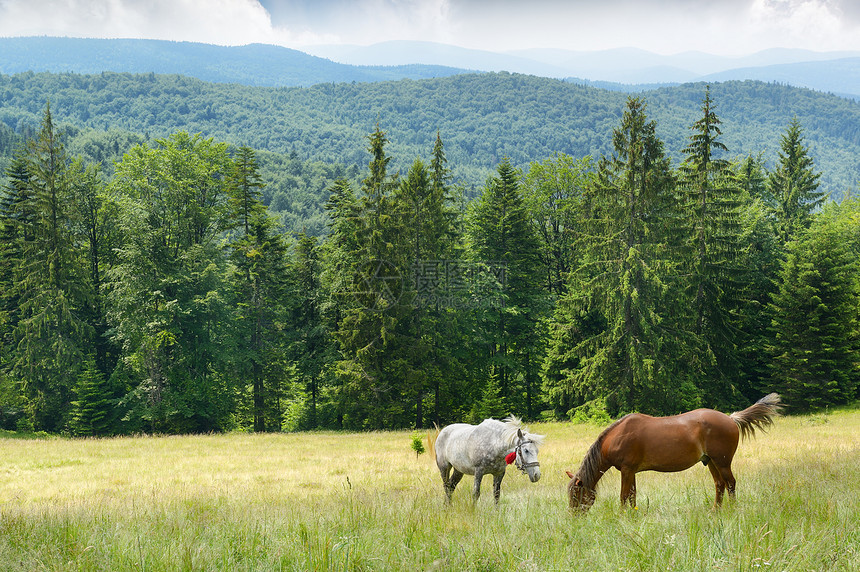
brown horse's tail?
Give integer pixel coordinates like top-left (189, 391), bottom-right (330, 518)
top-left (730, 393), bottom-right (783, 441)
top-left (427, 424), bottom-right (440, 463)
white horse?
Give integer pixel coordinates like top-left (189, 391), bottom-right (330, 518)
top-left (432, 416), bottom-right (544, 504)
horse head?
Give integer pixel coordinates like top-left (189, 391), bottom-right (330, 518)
top-left (514, 428), bottom-right (542, 483)
top-left (566, 470), bottom-right (596, 512)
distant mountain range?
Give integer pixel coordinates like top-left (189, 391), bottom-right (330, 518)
top-left (0, 37), bottom-right (471, 86)
top-left (2, 37), bottom-right (860, 98)
top-left (307, 41), bottom-right (860, 97)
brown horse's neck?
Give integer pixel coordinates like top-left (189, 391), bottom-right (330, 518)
top-left (575, 417), bottom-right (625, 490)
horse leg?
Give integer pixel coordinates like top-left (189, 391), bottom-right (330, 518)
top-left (472, 470), bottom-right (484, 503)
top-left (444, 468), bottom-right (464, 503)
top-left (724, 466), bottom-right (737, 499)
top-left (492, 473), bottom-right (504, 505)
top-left (718, 464), bottom-right (737, 501)
top-left (707, 462), bottom-right (728, 507)
top-left (620, 469), bottom-right (637, 508)
top-left (439, 463), bottom-right (452, 501)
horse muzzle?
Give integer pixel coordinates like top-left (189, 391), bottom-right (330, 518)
top-left (519, 461), bottom-right (541, 482)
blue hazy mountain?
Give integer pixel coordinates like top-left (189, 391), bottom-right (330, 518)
top-left (309, 41), bottom-right (860, 97)
top-left (0, 37), bottom-right (471, 87)
top-left (4, 37), bottom-right (860, 97)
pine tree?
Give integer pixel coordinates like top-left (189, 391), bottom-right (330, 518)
top-left (69, 356), bottom-right (113, 436)
top-left (769, 117), bottom-right (824, 244)
top-left (333, 125), bottom-right (415, 429)
top-left (227, 146), bottom-right (291, 432)
top-left (552, 97), bottom-right (691, 415)
top-left (677, 88), bottom-right (746, 406)
top-left (767, 206), bottom-right (860, 411)
top-left (467, 158), bottom-right (543, 417)
top-left (11, 104), bottom-right (91, 431)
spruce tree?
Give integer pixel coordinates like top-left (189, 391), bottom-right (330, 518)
top-left (0, 151), bottom-right (32, 415)
top-left (467, 158), bottom-right (543, 418)
top-left (333, 125), bottom-right (415, 428)
top-left (767, 206), bottom-right (860, 411)
top-left (227, 146), bottom-right (291, 432)
top-left (429, 131), bottom-right (459, 259)
top-left (320, 178), bottom-right (360, 328)
top-left (678, 88), bottom-right (745, 406)
top-left (228, 146), bottom-right (264, 229)
top-left (552, 97), bottom-right (690, 415)
top-left (769, 117), bottom-right (824, 244)
top-left (470, 370), bottom-right (509, 422)
top-left (733, 192), bottom-right (782, 401)
top-left (397, 158), bottom-right (433, 426)
top-left (286, 231), bottom-right (333, 429)
top-left (69, 356), bottom-right (113, 436)
top-left (11, 104), bottom-right (91, 431)
top-left (0, 152), bottom-right (32, 352)
top-left (403, 134), bottom-right (466, 426)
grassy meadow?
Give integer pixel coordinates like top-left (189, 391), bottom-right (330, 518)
top-left (1, 406), bottom-right (858, 571)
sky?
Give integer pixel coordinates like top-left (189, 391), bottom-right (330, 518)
top-left (2, 0), bottom-right (860, 56)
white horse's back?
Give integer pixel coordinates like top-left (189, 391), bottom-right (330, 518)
top-left (435, 422), bottom-right (478, 474)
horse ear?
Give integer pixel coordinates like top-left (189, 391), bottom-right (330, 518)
top-left (517, 428), bottom-right (524, 439)
top-left (565, 470), bottom-right (575, 479)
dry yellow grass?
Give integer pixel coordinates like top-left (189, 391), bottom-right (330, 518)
top-left (0, 407), bottom-right (857, 570)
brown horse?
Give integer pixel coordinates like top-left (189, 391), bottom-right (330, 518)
top-left (566, 393), bottom-right (782, 511)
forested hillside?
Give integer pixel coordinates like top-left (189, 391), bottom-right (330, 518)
top-left (2, 72), bottom-right (860, 202)
top-left (1, 73), bottom-right (859, 435)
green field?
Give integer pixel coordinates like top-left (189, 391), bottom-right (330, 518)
top-left (1, 407), bottom-right (858, 571)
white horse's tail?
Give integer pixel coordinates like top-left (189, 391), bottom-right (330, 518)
top-left (427, 424), bottom-right (441, 463)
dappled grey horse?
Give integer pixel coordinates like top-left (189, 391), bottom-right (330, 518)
top-left (433, 416), bottom-right (544, 504)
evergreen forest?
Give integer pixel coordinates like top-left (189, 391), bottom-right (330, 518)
top-left (1, 74), bottom-right (859, 435)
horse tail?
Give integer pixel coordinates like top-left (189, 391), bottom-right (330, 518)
top-left (730, 393), bottom-right (783, 441)
top-left (427, 424), bottom-right (441, 463)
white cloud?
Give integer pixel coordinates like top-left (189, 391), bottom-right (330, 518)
top-left (2, 0), bottom-right (860, 54)
top-left (0, 0), bottom-right (281, 45)
top-left (279, 0), bottom-right (456, 46)
top-left (748, 0), bottom-right (848, 51)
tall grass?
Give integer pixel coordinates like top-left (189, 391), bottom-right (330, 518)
top-left (1, 407), bottom-right (857, 570)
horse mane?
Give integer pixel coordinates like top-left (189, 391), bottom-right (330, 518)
top-left (500, 415), bottom-right (545, 448)
top-left (573, 415), bottom-right (628, 490)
